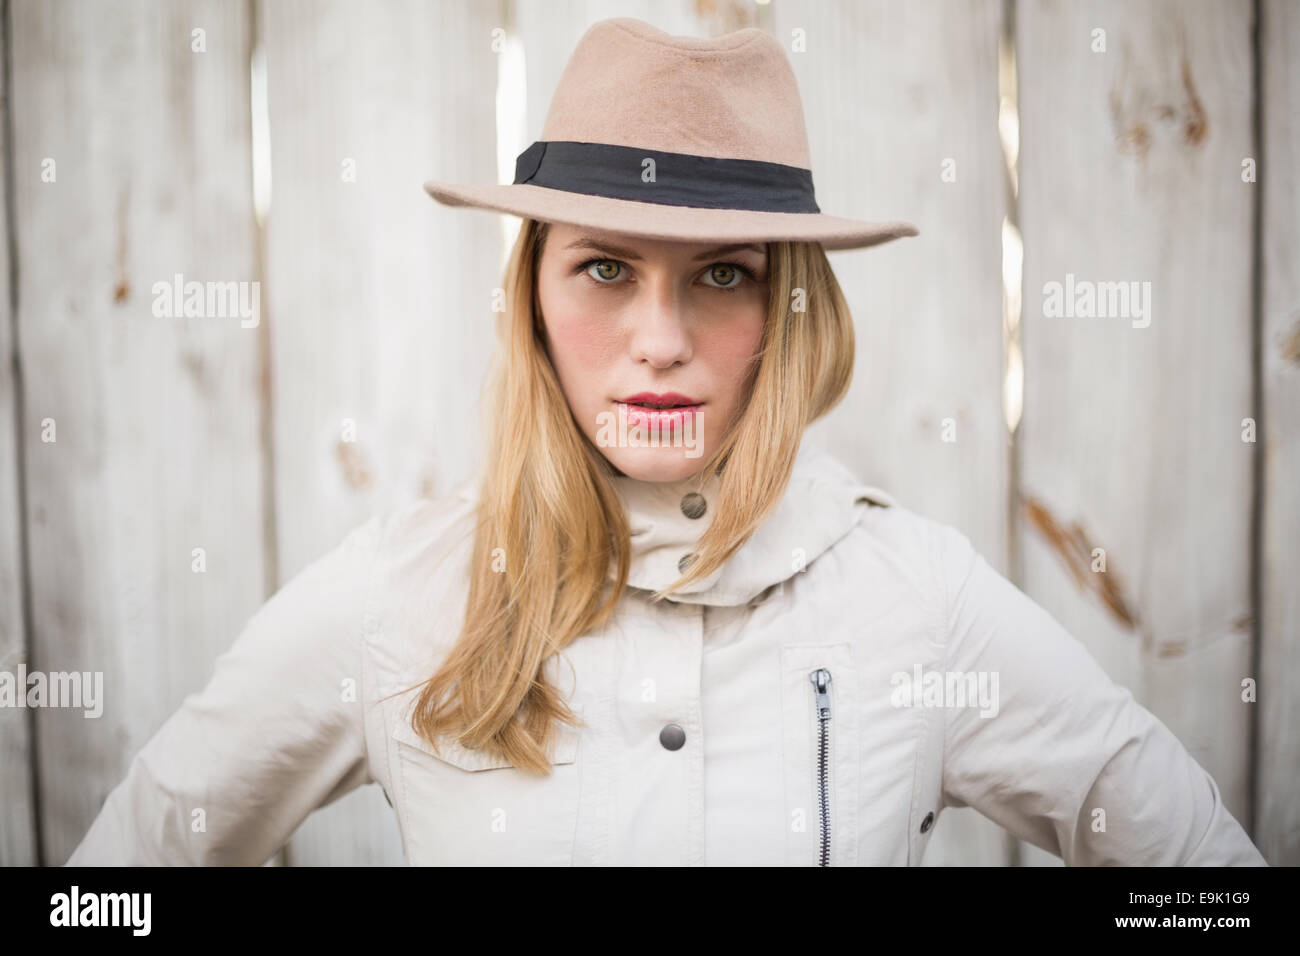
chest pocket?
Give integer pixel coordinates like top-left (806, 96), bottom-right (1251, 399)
top-left (780, 642), bottom-right (860, 866)
top-left (390, 704), bottom-right (584, 865)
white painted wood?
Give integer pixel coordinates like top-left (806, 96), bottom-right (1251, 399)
top-left (261, 0), bottom-right (505, 865)
top-left (1258, 0), bottom-right (1299, 867)
top-left (1016, 0), bottom-right (1256, 861)
top-left (9, 0), bottom-right (264, 863)
top-left (0, 14), bottom-right (36, 866)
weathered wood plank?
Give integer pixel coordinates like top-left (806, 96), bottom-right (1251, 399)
top-left (1258, 0), bottom-right (1300, 866)
top-left (1016, 0), bottom-right (1256, 863)
top-left (9, 0), bottom-right (264, 863)
top-left (0, 0), bottom-right (37, 866)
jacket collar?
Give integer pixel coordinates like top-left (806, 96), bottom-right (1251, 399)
top-left (608, 443), bottom-right (895, 607)
top-left (452, 444), bottom-right (895, 609)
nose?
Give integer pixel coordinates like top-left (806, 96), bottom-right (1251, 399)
top-left (628, 273), bottom-right (693, 368)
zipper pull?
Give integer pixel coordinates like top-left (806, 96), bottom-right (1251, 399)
top-left (809, 668), bottom-right (832, 719)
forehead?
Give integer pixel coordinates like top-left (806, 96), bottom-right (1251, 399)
top-left (544, 223), bottom-right (766, 261)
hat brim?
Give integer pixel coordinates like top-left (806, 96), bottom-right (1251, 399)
top-left (423, 181), bottom-right (917, 252)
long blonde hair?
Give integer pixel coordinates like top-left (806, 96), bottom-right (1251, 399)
top-left (404, 218), bottom-right (856, 774)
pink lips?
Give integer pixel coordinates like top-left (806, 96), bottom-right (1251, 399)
top-left (614, 392), bottom-right (703, 434)
top-left (619, 391), bottom-right (699, 407)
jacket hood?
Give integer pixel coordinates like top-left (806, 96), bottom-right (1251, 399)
top-left (608, 442), bottom-right (896, 607)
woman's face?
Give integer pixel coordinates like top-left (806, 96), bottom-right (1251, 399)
top-left (536, 223), bottom-right (768, 483)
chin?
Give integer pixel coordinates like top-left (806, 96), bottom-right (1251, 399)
top-left (600, 445), bottom-right (709, 483)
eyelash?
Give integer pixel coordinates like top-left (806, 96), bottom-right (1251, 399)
top-left (574, 257), bottom-right (758, 293)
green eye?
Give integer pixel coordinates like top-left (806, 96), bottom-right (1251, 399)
top-left (707, 264), bottom-right (739, 287)
top-left (587, 259), bottom-right (622, 282)
top-left (702, 262), bottom-right (754, 291)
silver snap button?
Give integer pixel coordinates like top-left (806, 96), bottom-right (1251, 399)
top-left (680, 492), bottom-right (707, 519)
top-left (659, 724), bottom-right (686, 751)
top-left (677, 552), bottom-right (696, 574)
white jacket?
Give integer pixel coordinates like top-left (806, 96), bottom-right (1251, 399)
top-left (67, 444), bottom-right (1266, 866)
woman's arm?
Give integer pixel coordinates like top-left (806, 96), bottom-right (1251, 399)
top-left (931, 521), bottom-right (1266, 866)
top-left (64, 513), bottom-right (387, 866)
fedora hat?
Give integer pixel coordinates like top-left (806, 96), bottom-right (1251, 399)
top-left (423, 17), bottom-right (918, 252)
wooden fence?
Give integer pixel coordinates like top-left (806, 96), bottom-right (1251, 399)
top-left (1, 0), bottom-right (1295, 866)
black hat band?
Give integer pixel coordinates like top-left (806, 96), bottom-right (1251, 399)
top-left (512, 140), bottom-right (821, 214)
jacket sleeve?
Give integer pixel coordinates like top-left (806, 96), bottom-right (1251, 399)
top-left (931, 521), bottom-right (1267, 866)
top-left (65, 513), bottom-right (387, 866)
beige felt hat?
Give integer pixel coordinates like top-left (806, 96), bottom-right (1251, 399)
top-left (423, 17), bottom-right (918, 252)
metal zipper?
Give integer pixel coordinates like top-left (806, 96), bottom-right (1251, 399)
top-left (809, 667), bottom-right (832, 866)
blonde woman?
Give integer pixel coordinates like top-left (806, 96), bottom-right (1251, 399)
top-left (69, 18), bottom-right (1265, 867)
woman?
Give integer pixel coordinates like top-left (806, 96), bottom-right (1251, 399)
top-left (68, 17), bottom-right (1265, 866)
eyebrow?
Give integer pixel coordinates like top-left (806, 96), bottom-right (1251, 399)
top-left (562, 236), bottom-right (766, 262)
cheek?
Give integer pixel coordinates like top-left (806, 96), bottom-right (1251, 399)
top-left (701, 312), bottom-right (765, 389)
top-left (547, 313), bottom-right (622, 375)
top-left (538, 278), bottom-right (622, 384)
